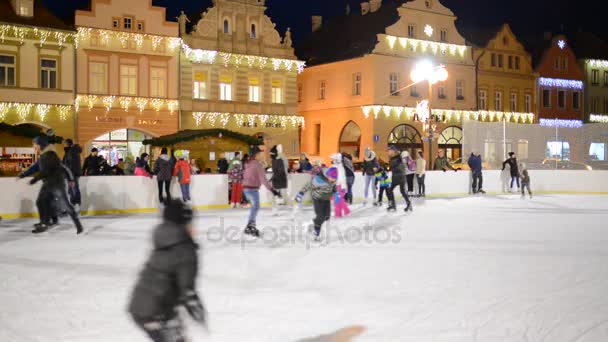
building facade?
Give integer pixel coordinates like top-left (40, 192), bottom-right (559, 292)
top-left (582, 59), bottom-right (608, 124)
top-left (75, 0), bottom-right (180, 162)
top-left (179, 0), bottom-right (304, 160)
top-left (0, 0), bottom-right (76, 139)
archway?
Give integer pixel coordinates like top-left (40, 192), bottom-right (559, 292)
top-left (87, 128), bottom-right (156, 166)
top-left (388, 124), bottom-right (423, 155)
top-left (438, 126), bottom-right (463, 161)
top-left (338, 121), bottom-right (361, 159)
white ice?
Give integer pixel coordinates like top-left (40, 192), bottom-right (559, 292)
top-left (1, 194), bottom-right (608, 342)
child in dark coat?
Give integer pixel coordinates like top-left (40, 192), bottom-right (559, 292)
top-left (295, 167), bottom-right (337, 240)
top-left (128, 200), bottom-right (206, 342)
top-left (520, 165), bottom-right (532, 199)
top-left (373, 167), bottom-right (391, 207)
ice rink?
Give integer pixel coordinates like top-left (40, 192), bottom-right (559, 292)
top-left (1, 194), bottom-right (608, 342)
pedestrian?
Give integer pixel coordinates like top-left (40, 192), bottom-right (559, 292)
top-left (228, 152), bottom-right (244, 208)
top-left (154, 147), bottom-right (174, 205)
top-left (20, 136), bottom-right (83, 234)
top-left (134, 153), bottom-right (153, 178)
top-left (298, 153), bottom-right (313, 173)
top-left (330, 153), bottom-right (351, 218)
top-left (401, 151), bottom-right (416, 196)
top-left (415, 150), bottom-right (426, 197)
top-left (342, 152), bottom-right (355, 204)
top-left (190, 159), bottom-right (201, 175)
top-left (502, 152), bottom-right (520, 192)
top-left (467, 152), bottom-right (486, 194)
top-left (62, 139), bottom-right (82, 211)
top-left (373, 166), bottom-right (391, 207)
top-left (520, 164), bottom-right (532, 199)
top-left (269, 145), bottom-right (289, 215)
top-left (362, 147), bottom-right (379, 206)
top-left (217, 153), bottom-right (229, 174)
top-left (82, 147), bottom-right (102, 176)
top-left (386, 146), bottom-right (412, 212)
top-left (173, 151), bottom-right (192, 203)
top-left (242, 146), bottom-right (281, 237)
top-left (295, 166), bottom-right (337, 241)
top-left (433, 149), bottom-right (455, 171)
top-left (128, 199), bottom-right (206, 342)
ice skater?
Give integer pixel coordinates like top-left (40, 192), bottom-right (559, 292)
top-left (228, 152), bottom-right (244, 208)
top-left (415, 150), bottom-right (426, 197)
top-left (295, 166), bottom-right (337, 241)
top-left (154, 147), bottom-right (174, 205)
top-left (362, 147), bottom-right (379, 205)
top-left (173, 151), bottom-right (191, 203)
top-left (270, 145), bottom-right (289, 215)
top-left (373, 166), bottom-right (391, 207)
top-left (330, 153), bottom-right (351, 218)
top-left (467, 152), bottom-right (486, 194)
top-left (386, 146), bottom-right (412, 212)
top-left (128, 199), bottom-right (206, 342)
top-left (502, 152), bottom-right (520, 192)
top-left (520, 165), bottom-right (532, 199)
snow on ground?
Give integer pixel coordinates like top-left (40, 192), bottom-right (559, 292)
top-left (1, 194), bottom-right (608, 342)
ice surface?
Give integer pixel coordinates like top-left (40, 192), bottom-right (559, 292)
top-left (1, 195), bottom-right (608, 342)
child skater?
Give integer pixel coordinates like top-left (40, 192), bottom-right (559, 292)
top-left (373, 166), bottom-right (391, 207)
top-left (330, 153), bottom-right (351, 218)
top-left (295, 167), bottom-right (337, 241)
top-left (173, 151), bottom-right (192, 203)
top-left (520, 164), bottom-right (532, 199)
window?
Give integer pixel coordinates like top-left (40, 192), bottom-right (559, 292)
top-left (410, 84), bottom-right (419, 97)
top-left (558, 90), bottom-right (565, 109)
top-left (150, 67), bottom-right (166, 97)
top-left (219, 75), bottom-right (232, 101)
top-left (389, 72), bottom-right (399, 96)
top-left (113, 19), bottom-right (119, 28)
top-left (251, 24), bottom-right (257, 39)
top-left (479, 90), bottom-right (487, 110)
top-left (297, 84), bottom-right (303, 103)
top-left (319, 81), bottom-right (326, 100)
top-left (40, 59), bottom-right (57, 89)
top-left (440, 29), bottom-right (447, 42)
top-left (223, 19), bottom-right (230, 34)
top-left (604, 71), bottom-right (608, 87)
top-left (525, 94), bottom-right (531, 113)
top-left (510, 93), bottom-right (517, 112)
top-left (193, 71), bottom-right (207, 100)
top-left (562, 58), bottom-right (568, 70)
top-left (137, 22), bottom-right (144, 31)
top-left (249, 78), bottom-right (261, 102)
top-left (508, 56), bottom-right (513, 69)
top-left (494, 91), bottom-right (502, 111)
top-left (546, 141), bottom-right (571, 161)
top-left (272, 80), bottom-right (283, 104)
top-left (438, 84), bottom-right (446, 99)
top-left (456, 80), bottom-right (464, 100)
top-left (352, 73), bottom-right (362, 96)
top-left (120, 65), bottom-right (137, 95)
top-left (592, 69), bottom-right (599, 85)
top-left (592, 97), bottom-right (600, 112)
top-left (89, 62), bottom-right (107, 94)
top-left (123, 17), bottom-right (133, 30)
top-left (0, 55), bottom-right (16, 87)
top-left (589, 143), bottom-right (606, 161)
top-left (407, 24), bottom-right (415, 38)
top-left (491, 53), bottom-right (496, 67)
top-left (554, 58), bottom-right (560, 70)
top-left (515, 56), bottom-right (520, 70)
top-left (542, 89), bottom-right (551, 108)
top-left (498, 54), bottom-right (503, 68)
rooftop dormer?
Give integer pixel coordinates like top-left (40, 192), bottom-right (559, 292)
top-left (11, 0), bottom-right (33, 18)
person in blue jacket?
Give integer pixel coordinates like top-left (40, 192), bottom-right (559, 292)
top-left (467, 152), bottom-right (486, 194)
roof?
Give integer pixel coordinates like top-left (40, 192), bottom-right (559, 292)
top-left (295, 0), bottom-right (409, 66)
top-left (143, 129), bottom-right (263, 147)
top-left (0, 0), bottom-right (73, 31)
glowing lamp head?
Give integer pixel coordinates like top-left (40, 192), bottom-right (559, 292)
top-left (410, 60), bottom-right (434, 83)
top-left (436, 67), bottom-right (448, 82)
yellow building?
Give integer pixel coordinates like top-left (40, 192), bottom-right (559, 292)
top-left (179, 0), bottom-right (304, 161)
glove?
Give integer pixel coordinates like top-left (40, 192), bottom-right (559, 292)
top-left (183, 290), bottom-right (207, 325)
top-left (294, 192), bottom-right (304, 203)
top-left (334, 192), bottom-right (341, 204)
top-left (272, 189), bottom-right (282, 198)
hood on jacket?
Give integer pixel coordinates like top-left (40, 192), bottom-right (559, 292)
top-left (364, 150), bottom-right (376, 162)
top-left (158, 154), bottom-right (171, 162)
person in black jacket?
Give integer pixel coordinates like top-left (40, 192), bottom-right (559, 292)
top-left (82, 148), bottom-right (103, 176)
top-left (128, 199), bottom-right (206, 342)
top-left (23, 136), bottom-right (83, 234)
top-left (386, 146), bottom-right (412, 212)
top-left (342, 152), bottom-right (355, 204)
top-left (270, 145), bottom-right (288, 215)
top-left (154, 147), bottom-right (174, 205)
top-left (217, 153), bottom-right (229, 174)
top-left (63, 139), bottom-right (82, 208)
top-left (362, 147), bottom-right (379, 206)
top-left (502, 152), bottom-right (520, 192)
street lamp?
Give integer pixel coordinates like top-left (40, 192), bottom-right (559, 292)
top-left (410, 60), bottom-right (448, 169)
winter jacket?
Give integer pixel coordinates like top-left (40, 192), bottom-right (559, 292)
top-left (300, 173), bottom-right (336, 201)
top-left (82, 154), bottom-right (103, 176)
top-left (343, 155), bottom-right (355, 178)
top-left (433, 156), bottom-right (453, 171)
top-left (363, 152), bottom-right (379, 176)
top-left (30, 146), bottom-right (73, 187)
top-left (416, 158), bottom-right (427, 175)
top-left (228, 162), bottom-right (244, 183)
top-left (271, 157), bottom-right (288, 189)
top-left (521, 169), bottom-right (531, 184)
top-left (467, 153), bottom-right (483, 173)
top-left (217, 158), bottom-right (229, 174)
top-left (173, 159), bottom-right (191, 185)
top-left (128, 221), bottom-right (200, 321)
top-left (154, 154), bottom-right (174, 182)
top-left (375, 170), bottom-right (391, 189)
top-left (134, 158), bottom-right (152, 178)
top-left (242, 159), bottom-right (273, 190)
top-left (298, 159), bottom-right (313, 173)
top-left (403, 155), bottom-right (416, 175)
top-left (63, 144), bottom-right (82, 178)
top-left (502, 157), bottom-right (519, 176)
top-left (389, 155), bottom-right (406, 184)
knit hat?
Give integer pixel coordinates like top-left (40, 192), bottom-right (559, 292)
top-left (325, 167), bottom-right (338, 181)
top-left (175, 150), bottom-right (184, 159)
top-left (401, 151), bottom-right (410, 158)
top-left (163, 199), bottom-right (194, 225)
top-left (330, 153), bottom-right (343, 162)
top-left (91, 148), bottom-right (99, 153)
top-left (33, 135), bottom-right (49, 148)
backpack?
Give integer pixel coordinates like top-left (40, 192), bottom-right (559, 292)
top-left (407, 157), bottom-right (416, 172)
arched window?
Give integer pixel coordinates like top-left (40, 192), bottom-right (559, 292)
top-left (388, 124), bottom-right (422, 155)
top-left (339, 121), bottom-right (362, 159)
top-left (251, 24), bottom-right (257, 39)
top-left (223, 19), bottom-right (230, 34)
top-left (438, 126), bottom-right (463, 161)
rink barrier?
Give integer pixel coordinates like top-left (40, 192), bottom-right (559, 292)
top-left (1, 170), bottom-right (607, 218)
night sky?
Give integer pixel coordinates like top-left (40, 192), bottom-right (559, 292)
top-left (46, 0), bottom-right (605, 45)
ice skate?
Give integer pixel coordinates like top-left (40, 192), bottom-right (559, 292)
top-left (387, 201), bottom-right (397, 212)
top-left (244, 223), bottom-right (261, 238)
top-left (479, 189), bottom-right (486, 194)
top-left (32, 224), bottom-right (49, 234)
top-left (404, 202), bottom-right (413, 212)
top-left (377, 202), bottom-right (383, 207)
top-left (373, 201), bottom-right (379, 207)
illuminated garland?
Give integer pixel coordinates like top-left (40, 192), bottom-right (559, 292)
top-left (361, 105), bottom-right (535, 123)
top-left (0, 24), bottom-right (73, 46)
top-left (589, 114), bottom-right (608, 123)
top-left (539, 118), bottom-right (583, 128)
top-left (538, 77), bottom-right (584, 90)
top-left (384, 34), bottom-right (468, 58)
top-left (192, 112), bottom-right (304, 129)
top-left (75, 27), bottom-right (181, 52)
top-left (75, 95), bottom-right (179, 114)
top-left (0, 102), bottom-right (72, 122)
top-left (182, 44), bottom-right (305, 74)
top-left (588, 60), bottom-right (608, 69)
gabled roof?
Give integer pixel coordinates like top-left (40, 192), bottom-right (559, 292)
top-left (296, 0), bottom-right (410, 66)
top-left (0, 0), bottom-right (73, 31)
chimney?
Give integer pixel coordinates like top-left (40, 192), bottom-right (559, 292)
top-left (361, 2), bottom-right (370, 15)
top-left (312, 16), bottom-right (323, 32)
top-left (370, 0), bottom-right (382, 13)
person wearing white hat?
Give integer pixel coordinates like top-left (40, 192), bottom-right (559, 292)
top-left (362, 147), bottom-right (380, 206)
top-left (330, 153), bottom-right (351, 218)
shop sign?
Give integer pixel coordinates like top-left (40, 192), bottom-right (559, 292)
top-left (96, 116), bottom-right (122, 123)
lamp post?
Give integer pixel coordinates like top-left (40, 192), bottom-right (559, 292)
top-left (410, 61), bottom-right (448, 170)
